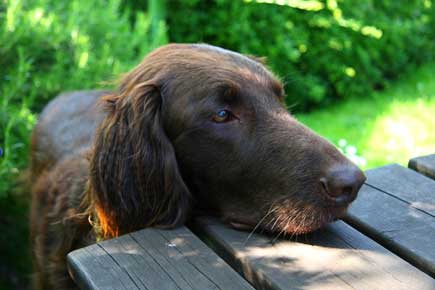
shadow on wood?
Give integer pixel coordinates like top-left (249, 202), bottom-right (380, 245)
top-left (192, 217), bottom-right (434, 290)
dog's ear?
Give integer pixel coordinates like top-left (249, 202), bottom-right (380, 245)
top-left (88, 81), bottom-right (191, 238)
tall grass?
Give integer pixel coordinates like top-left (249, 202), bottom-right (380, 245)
top-left (0, 0), bottom-right (167, 197)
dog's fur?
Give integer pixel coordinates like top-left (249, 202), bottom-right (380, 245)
top-left (29, 44), bottom-right (365, 290)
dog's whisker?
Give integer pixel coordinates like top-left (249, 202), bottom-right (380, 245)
top-left (243, 208), bottom-right (274, 246)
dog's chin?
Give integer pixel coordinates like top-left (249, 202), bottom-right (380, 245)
top-left (227, 204), bottom-right (349, 236)
top-left (285, 204), bottom-right (350, 235)
top-left (275, 205), bottom-right (349, 235)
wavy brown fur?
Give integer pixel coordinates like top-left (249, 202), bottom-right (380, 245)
top-left (29, 43), bottom-right (365, 290)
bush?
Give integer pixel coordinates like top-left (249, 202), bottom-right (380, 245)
top-left (164, 0), bottom-right (434, 111)
top-left (0, 0), bottom-right (166, 197)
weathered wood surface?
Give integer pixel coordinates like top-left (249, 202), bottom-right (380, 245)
top-left (67, 226), bottom-right (255, 290)
top-left (193, 218), bottom-right (434, 290)
top-left (409, 153), bottom-right (435, 180)
top-left (346, 164), bottom-right (435, 277)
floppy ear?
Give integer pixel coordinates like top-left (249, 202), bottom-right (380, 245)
top-left (88, 82), bottom-right (191, 238)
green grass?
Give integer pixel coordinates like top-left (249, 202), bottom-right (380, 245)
top-left (296, 62), bottom-right (435, 170)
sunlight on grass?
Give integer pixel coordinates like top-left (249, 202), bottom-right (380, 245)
top-left (366, 98), bottom-right (435, 167)
top-left (296, 62), bottom-right (435, 169)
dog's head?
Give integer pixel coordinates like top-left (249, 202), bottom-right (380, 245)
top-left (89, 44), bottom-right (365, 238)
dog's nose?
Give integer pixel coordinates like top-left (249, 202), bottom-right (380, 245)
top-left (320, 165), bottom-right (366, 205)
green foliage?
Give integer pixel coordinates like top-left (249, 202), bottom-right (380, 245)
top-left (297, 61), bottom-right (435, 169)
top-left (0, 0), bottom-right (166, 197)
top-left (164, 0), bottom-right (434, 111)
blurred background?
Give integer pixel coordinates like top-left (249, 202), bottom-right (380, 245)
top-left (0, 0), bottom-right (434, 289)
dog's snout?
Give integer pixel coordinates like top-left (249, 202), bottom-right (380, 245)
top-left (320, 165), bottom-right (366, 205)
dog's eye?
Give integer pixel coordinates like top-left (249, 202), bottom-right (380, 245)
top-left (213, 109), bottom-right (233, 123)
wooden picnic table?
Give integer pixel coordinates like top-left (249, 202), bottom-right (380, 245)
top-left (68, 154), bottom-right (435, 290)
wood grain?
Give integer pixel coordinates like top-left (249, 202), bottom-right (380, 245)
top-left (193, 218), bottom-right (435, 290)
top-left (346, 164), bottom-right (435, 276)
top-left (67, 226), bottom-right (255, 290)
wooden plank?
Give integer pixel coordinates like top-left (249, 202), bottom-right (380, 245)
top-left (364, 164), bottom-right (435, 215)
top-left (346, 164), bottom-right (435, 277)
top-left (193, 218), bottom-right (435, 290)
top-left (67, 226), bottom-right (255, 290)
top-left (67, 243), bottom-right (140, 290)
top-left (409, 154), bottom-right (435, 180)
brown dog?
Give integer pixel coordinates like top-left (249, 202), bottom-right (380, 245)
top-left (29, 43), bottom-right (365, 289)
